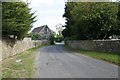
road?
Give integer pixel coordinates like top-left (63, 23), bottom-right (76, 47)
top-left (34, 43), bottom-right (118, 78)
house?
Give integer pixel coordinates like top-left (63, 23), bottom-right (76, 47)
top-left (32, 25), bottom-right (53, 40)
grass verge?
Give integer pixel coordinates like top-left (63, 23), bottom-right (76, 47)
top-left (64, 45), bottom-right (120, 66)
top-left (2, 44), bottom-right (48, 78)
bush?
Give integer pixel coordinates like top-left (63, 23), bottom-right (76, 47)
top-left (49, 35), bottom-right (55, 45)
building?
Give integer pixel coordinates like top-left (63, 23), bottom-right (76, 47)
top-left (32, 25), bottom-right (53, 40)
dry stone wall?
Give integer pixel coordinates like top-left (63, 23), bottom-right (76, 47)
top-left (1, 38), bottom-right (50, 60)
top-left (66, 40), bottom-right (120, 53)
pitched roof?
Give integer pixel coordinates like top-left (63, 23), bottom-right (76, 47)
top-left (32, 26), bottom-right (45, 33)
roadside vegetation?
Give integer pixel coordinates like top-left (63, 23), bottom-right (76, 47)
top-left (2, 1), bottom-right (36, 40)
top-left (62, 2), bottom-right (120, 40)
top-left (62, 2), bottom-right (120, 66)
top-left (49, 34), bottom-right (55, 45)
top-left (2, 45), bottom-right (48, 78)
top-left (65, 45), bottom-right (119, 66)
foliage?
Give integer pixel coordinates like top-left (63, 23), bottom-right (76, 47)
top-left (32, 34), bottom-right (41, 40)
top-left (55, 34), bottom-right (64, 42)
top-left (65, 45), bottom-right (119, 66)
top-left (26, 33), bottom-right (32, 37)
top-left (2, 1), bottom-right (36, 40)
top-left (26, 33), bottom-right (41, 40)
top-left (49, 34), bottom-right (55, 45)
top-left (62, 2), bottom-right (120, 40)
top-left (2, 44), bottom-right (49, 78)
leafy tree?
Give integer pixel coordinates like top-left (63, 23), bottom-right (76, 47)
top-left (32, 34), bottom-right (41, 40)
top-left (2, 1), bottom-right (36, 40)
top-left (62, 2), bottom-right (119, 40)
top-left (49, 34), bottom-right (55, 45)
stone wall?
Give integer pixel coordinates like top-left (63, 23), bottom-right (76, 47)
top-left (1, 38), bottom-right (50, 60)
top-left (66, 40), bottom-right (120, 53)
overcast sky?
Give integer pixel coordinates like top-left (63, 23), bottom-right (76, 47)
top-left (21, 0), bottom-right (116, 32)
top-left (22, 0), bottom-right (66, 32)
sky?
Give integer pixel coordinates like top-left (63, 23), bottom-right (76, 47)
top-left (22, 0), bottom-right (66, 32)
top-left (21, 0), bottom-right (117, 32)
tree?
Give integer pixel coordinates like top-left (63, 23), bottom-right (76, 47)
top-left (62, 2), bottom-right (119, 40)
top-left (49, 34), bottom-right (55, 45)
top-left (2, 1), bottom-right (36, 40)
top-left (55, 23), bottom-right (64, 35)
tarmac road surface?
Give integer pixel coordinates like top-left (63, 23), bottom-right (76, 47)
top-left (34, 43), bottom-right (118, 78)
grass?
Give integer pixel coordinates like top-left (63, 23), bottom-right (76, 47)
top-left (2, 44), bottom-right (48, 78)
top-left (64, 45), bottom-right (120, 66)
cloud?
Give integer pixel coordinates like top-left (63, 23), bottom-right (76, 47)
top-left (22, 0), bottom-right (59, 8)
top-left (36, 9), bottom-right (64, 15)
top-left (22, 0), bottom-right (58, 5)
top-left (22, 0), bottom-right (65, 31)
top-left (31, 0), bottom-right (57, 4)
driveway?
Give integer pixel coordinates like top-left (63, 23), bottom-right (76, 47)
top-left (34, 43), bottom-right (118, 78)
